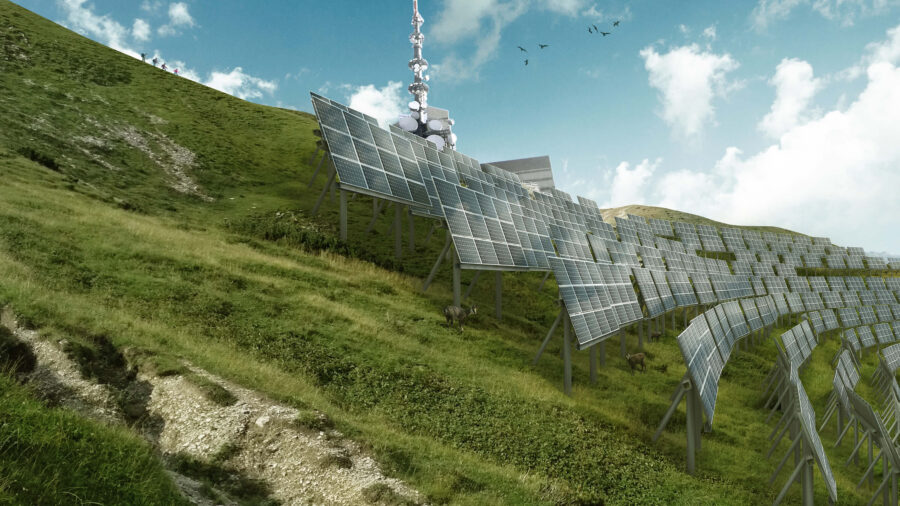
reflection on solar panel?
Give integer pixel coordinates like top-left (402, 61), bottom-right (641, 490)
top-left (677, 316), bottom-right (722, 422)
top-left (784, 292), bottom-right (806, 313)
top-left (633, 268), bottom-right (664, 318)
top-left (311, 93), bottom-right (432, 208)
top-left (650, 269), bottom-right (677, 311)
top-left (667, 271), bottom-right (699, 307)
top-left (690, 273), bottom-right (717, 305)
top-left (740, 298), bottom-right (763, 332)
top-left (549, 256), bottom-right (619, 349)
top-left (838, 307), bottom-right (861, 328)
top-left (873, 323), bottom-right (894, 345)
top-left (794, 381), bottom-right (838, 502)
top-left (857, 326), bottom-right (876, 348)
top-left (432, 177), bottom-right (529, 269)
top-left (820, 309), bottom-right (839, 331)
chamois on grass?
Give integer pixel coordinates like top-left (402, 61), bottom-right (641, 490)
top-left (443, 304), bottom-right (477, 332)
top-left (625, 352), bottom-right (646, 374)
top-left (649, 331), bottom-right (662, 342)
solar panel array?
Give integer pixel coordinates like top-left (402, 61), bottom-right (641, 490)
top-left (793, 378), bottom-right (838, 502)
top-left (677, 316), bottom-right (723, 422)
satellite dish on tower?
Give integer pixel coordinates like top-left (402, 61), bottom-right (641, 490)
top-left (398, 116), bottom-right (418, 131)
top-left (410, 111), bottom-right (419, 120)
top-left (427, 119), bottom-right (444, 131)
top-left (426, 134), bottom-right (445, 150)
top-left (408, 101), bottom-right (420, 111)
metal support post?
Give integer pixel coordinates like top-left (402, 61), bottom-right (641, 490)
top-left (563, 310), bottom-right (572, 396)
top-left (452, 250), bottom-right (461, 307)
top-left (590, 346), bottom-right (598, 384)
top-left (686, 385), bottom-right (699, 475)
top-left (538, 271), bottom-right (552, 291)
top-left (408, 207), bottom-right (415, 252)
top-left (464, 271), bottom-right (481, 300)
top-left (534, 309), bottom-right (563, 365)
top-left (394, 204), bottom-right (403, 260)
top-left (598, 341), bottom-right (606, 366)
top-left (423, 222), bottom-right (436, 246)
top-left (495, 272), bottom-right (502, 320)
top-left (366, 199), bottom-right (384, 233)
top-left (307, 146), bottom-right (320, 166)
top-left (800, 447), bottom-right (814, 506)
top-left (311, 170), bottom-right (336, 216)
top-left (307, 150), bottom-right (326, 188)
top-left (620, 329), bottom-right (627, 358)
top-left (339, 189), bottom-right (348, 241)
top-left (422, 233), bottom-right (452, 292)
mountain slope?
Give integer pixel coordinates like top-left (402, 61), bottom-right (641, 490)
top-left (0, 2), bottom-right (882, 504)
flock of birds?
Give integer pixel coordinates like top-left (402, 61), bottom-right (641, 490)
top-left (519, 19), bottom-right (620, 66)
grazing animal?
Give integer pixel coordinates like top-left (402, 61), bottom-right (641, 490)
top-left (443, 304), bottom-right (477, 331)
top-left (625, 352), bottom-right (646, 374)
top-left (649, 331), bottom-right (662, 342)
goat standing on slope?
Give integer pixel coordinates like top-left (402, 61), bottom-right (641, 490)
top-left (443, 304), bottom-right (477, 332)
top-left (625, 352), bottom-right (646, 374)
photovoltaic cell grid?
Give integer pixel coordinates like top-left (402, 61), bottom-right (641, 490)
top-left (706, 306), bottom-right (732, 361)
top-left (875, 289), bottom-right (897, 305)
top-left (857, 326), bottom-right (876, 348)
top-left (858, 290), bottom-right (877, 306)
top-left (310, 93), bottom-right (432, 209)
top-left (841, 291), bottom-right (861, 307)
top-left (764, 276), bottom-right (789, 293)
top-left (740, 298), bottom-right (763, 332)
top-left (793, 380), bottom-right (838, 502)
top-left (548, 222), bottom-right (593, 261)
top-left (690, 273), bottom-right (718, 305)
top-left (838, 307), bottom-right (861, 328)
top-left (770, 292), bottom-right (790, 316)
top-left (858, 306), bottom-right (877, 325)
top-left (801, 292), bottom-right (825, 311)
top-left (844, 328), bottom-right (861, 351)
top-left (884, 344), bottom-right (900, 372)
top-left (649, 218), bottom-right (674, 237)
top-left (821, 291), bottom-right (843, 309)
top-left (752, 276), bottom-right (767, 296)
top-left (806, 311), bottom-right (825, 335)
top-left (875, 305), bottom-right (893, 323)
top-left (667, 271), bottom-right (699, 307)
top-left (432, 178), bottom-right (530, 269)
top-left (724, 301), bottom-right (750, 341)
top-left (633, 268), bottom-right (665, 318)
top-left (549, 256), bottom-right (619, 348)
top-left (758, 296), bottom-right (777, 326)
top-left (820, 309), bottom-right (840, 331)
top-left (676, 317), bottom-right (723, 422)
top-left (873, 323), bottom-right (894, 345)
top-left (846, 256), bottom-right (866, 269)
top-left (650, 269), bottom-right (677, 311)
top-left (785, 292), bottom-right (806, 314)
top-left (846, 277), bottom-right (867, 291)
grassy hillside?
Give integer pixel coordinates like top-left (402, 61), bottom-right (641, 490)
top-left (602, 204), bottom-right (804, 237)
top-left (0, 2), bottom-right (888, 504)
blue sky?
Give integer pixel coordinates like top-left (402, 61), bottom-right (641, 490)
top-left (12, 0), bottom-right (900, 256)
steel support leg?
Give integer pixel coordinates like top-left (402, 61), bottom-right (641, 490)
top-left (563, 311), bottom-right (572, 396)
top-left (339, 189), bottom-right (348, 241)
top-left (408, 207), bottom-right (415, 253)
top-left (452, 251), bottom-right (461, 307)
top-left (422, 233), bottom-right (451, 292)
top-left (495, 271), bottom-right (502, 320)
top-left (534, 310), bottom-right (563, 365)
top-left (311, 170), bottom-right (336, 216)
top-left (590, 346), bottom-right (597, 384)
top-left (394, 204), bottom-right (402, 260)
top-left (539, 271), bottom-right (552, 291)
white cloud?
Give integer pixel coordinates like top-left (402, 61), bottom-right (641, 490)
top-left (602, 158), bottom-right (661, 207)
top-left (702, 25), bottom-right (717, 40)
top-left (752, 0), bottom-right (899, 30)
top-left (758, 58), bottom-right (822, 138)
top-left (344, 81), bottom-right (405, 128)
top-left (58, 0), bottom-right (138, 58)
top-left (624, 60), bottom-right (900, 254)
top-left (838, 22), bottom-right (900, 80)
top-left (639, 43), bottom-right (741, 139)
top-left (132, 18), bottom-right (151, 42)
top-left (141, 0), bottom-right (163, 13)
top-left (158, 2), bottom-right (195, 37)
top-left (205, 67), bottom-right (277, 100)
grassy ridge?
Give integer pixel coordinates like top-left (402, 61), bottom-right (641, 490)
top-left (0, 2), bottom-right (887, 504)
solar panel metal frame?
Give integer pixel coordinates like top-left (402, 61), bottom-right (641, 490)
top-left (549, 256), bottom-right (620, 349)
top-left (650, 269), bottom-right (677, 311)
top-left (689, 272), bottom-right (718, 305)
top-left (632, 268), bottom-right (665, 318)
top-left (740, 298), bottom-right (764, 332)
top-left (794, 381), bottom-right (838, 502)
top-left (667, 271), bottom-right (699, 307)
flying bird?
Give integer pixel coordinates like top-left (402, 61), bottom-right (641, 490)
top-left (592, 24), bottom-right (598, 31)
top-left (524, 59), bottom-right (529, 66)
top-left (539, 44), bottom-right (549, 49)
top-left (588, 27), bottom-right (593, 34)
top-left (600, 31), bottom-right (611, 36)
top-left (613, 20), bottom-right (620, 27)
top-left (517, 45), bottom-right (528, 52)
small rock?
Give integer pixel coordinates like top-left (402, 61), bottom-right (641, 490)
top-left (256, 415), bottom-right (270, 428)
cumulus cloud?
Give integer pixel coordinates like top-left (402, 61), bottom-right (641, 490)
top-left (640, 43), bottom-right (741, 140)
top-left (158, 2), bottom-right (195, 37)
top-left (602, 158), bottom-right (661, 208)
top-left (344, 81), bottom-right (406, 128)
top-left (752, 0), bottom-right (899, 30)
top-left (205, 67), bottom-right (277, 100)
top-left (838, 22), bottom-right (900, 80)
top-left (58, 0), bottom-right (138, 57)
top-left (132, 18), bottom-right (151, 42)
top-left (758, 58), bottom-right (822, 138)
top-left (611, 59), bottom-right (900, 253)
top-left (703, 25), bottom-right (717, 40)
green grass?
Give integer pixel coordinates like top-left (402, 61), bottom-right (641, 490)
top-left (0, 2), bottom-right (892, 504)
top-left (0, 372), bottom-right (189, 505)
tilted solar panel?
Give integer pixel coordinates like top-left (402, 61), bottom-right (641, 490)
top-left (667, 271), bottom-right (699, 307)
top-left (650, 269), bottom-right (677, 311)
top-left (633, 267), bottom-right (665, 318)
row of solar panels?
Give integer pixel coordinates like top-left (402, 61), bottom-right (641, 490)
top-left (309, 93), bottom-right (897, 277)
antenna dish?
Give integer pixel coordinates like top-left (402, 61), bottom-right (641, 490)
top-left (426, 135), bottom-right (445, 149)
top-left (427, 119), bottom-right (444, 131)
top-left (399, 116), bottom-right (418, 131)
top-left (408, 101), bottom-right (420, 111)
top-left (450, 133), bottom-right (458, 144)
top-left (410, 111), bottom-right (419, 120)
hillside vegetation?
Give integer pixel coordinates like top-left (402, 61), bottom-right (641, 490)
top-left (0, 2), bottom-right (890, 504)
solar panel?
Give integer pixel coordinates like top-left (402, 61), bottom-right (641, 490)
top-left (846, 277), bottom-right (866, 291)
top-left (873, 323), bottom-right (894, 345)
top-left (846, 256), bottom-right (866, 269)
top-left (886, 278), bottom-right (900, 291)
top-left (866, 277), bottom-right (887, 291)
top-left (800, 292), bottom-right (825, 311)
top-left (704, 306), bottom-right (732, 361)
top-left (677, 317), bottom-right (721, 422)
top-left (724, 301), bottom-right (750, 341)
top-left (644, 270), bottom-right (674, 312)
top-left (867, 256), bottom-right (887, 269)
top-left (770, 292), bottom-right (790, 316)
top-left (548, 222), bottom-right (594, 261)
top-left (757, 296), bottom-right (777, 326)
top-left (311, 93), bottom-right (432, 208)
top-left (821, 291), bottom-right (843, 309)
top-left (549, 256), bottom-right (620, 349)
top-left (509, 194), bottom-right (556, 270)
top-left (602, 263), bottom-right (644, 325)
top-left (667, 271), bottom-right (699, 307)
top-left (841, 291), bottom-right (861, 307)
top-left (806, 311), bottom-right (825, 335)
top-left (838, 307), bottom-right (862, 328)
top-left (794, 381), bottom-right (838, 502)
top-left (785, 276), bottom-right (810, 293)
top-left (875, 305), bottom-right (894, 323)
top-left (857, 325), bottom-right (876, 348)
top-left (858, 306), bottom-right (878, 325)
top-left (857, 290), bottom-right (877, 306)
top-left (632, 268), bottom-right (664, 318)
top-left (875, 289), bottom-right (897, 305)
top-left (740, 298), bottom-right (763, 332)
top-left (844, 328), bottom-right (862, 351)
top-left (825, 255), bottom-right (847, 269)
top-left (785, 292), bottom-right (806, 314)
top-left (649, 218), bottom-right (674, 237)
top-left (600, 238), bottom-right (642, 266)
top-left (892, 304), bottom-right (900, 320)
top-left (884, 344), bottom-right (900, 372)
top-left (820, 309), bottom-right (839, 330)
top-left (433, 177), bottom-right (530, 269)
top-left (764, 276), bottom-right (788, 294)
top-left (689, 273), bottom-right (717, 305)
